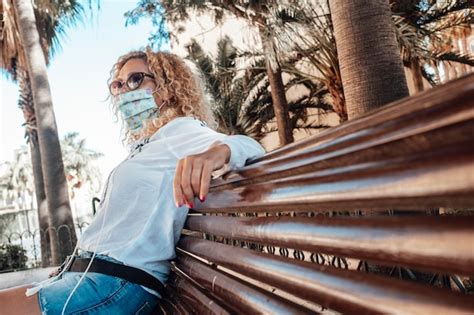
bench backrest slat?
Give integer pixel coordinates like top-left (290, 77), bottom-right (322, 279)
top-left (174, 251), bottom-right (314, 314)
top-left (163, 75), bottom-right (474, 314)
top-left (177, 236), bottom-right (474, 314)
top-left (184, 215), bottom-right (474, 276)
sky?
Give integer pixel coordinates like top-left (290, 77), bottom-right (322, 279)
top-left (0, 0), bottom-right (168, 183)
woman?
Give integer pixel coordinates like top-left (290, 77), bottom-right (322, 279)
top-left (0, 48), bottom-right (265, 314)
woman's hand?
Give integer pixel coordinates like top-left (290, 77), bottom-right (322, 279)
top-left (173, 142), bottom-right (231, 208)
top-left (48, 267), bottom-right (61, 278)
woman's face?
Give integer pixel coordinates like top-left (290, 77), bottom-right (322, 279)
top-left (116, 58), bottom-right (165, 107)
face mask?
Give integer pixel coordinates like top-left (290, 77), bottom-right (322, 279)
top-left (115, 89), bottom-right (160, 131)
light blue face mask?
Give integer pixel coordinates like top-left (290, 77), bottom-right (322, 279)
top-left (115, 89), bottom-right (162, 131)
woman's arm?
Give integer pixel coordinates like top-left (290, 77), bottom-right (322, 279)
top-left (173, 135), bottom-right (265, 208)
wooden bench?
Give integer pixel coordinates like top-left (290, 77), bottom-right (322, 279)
top-left (156, 74), bottom-right (474, 314)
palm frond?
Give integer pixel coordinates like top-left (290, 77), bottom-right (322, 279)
top-left (433, 51), bottom-right (474, 67)
top-left (421, 0), bottom-right (471, 26)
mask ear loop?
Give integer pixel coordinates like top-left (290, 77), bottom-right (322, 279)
top-left (150, 87), bottom-right (168, 115)
top-left (157, 101), bottom-right (166, 113)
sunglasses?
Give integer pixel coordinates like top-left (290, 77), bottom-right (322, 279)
top-left (109, 72), bottom-right (155, 96)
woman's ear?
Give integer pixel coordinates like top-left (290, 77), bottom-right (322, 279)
top-left (161, 89), bottom-right (170, 103)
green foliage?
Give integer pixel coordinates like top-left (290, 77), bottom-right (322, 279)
top-left (186, 37), bottom-right (331, 141)
top-left (272, 3), bottom-right (346, 120)
top-left (392, 0), bottom-right (474, 85)
top-left (127, 0), bottom-right (472, 128)
top-left (124, 0), bottom-right (170, 49)
top-left (1, 0), bottom-right (100, 146)
top-left (0, 132), bottom-right (103, 206)
top-left (1, 0), bottom-right (98, 79)
top-left (186, 36), bottom-right (268, 139)
top-left (0, 244), bottom-right (28, 271)
top-left (0, 215), bottom-right (16, 242)
top-left (0, 146), bottom-right (34, 210)
top-left (60, 132), bottom-right (103, 196)
top-left (33, 0), bottom-right (86, 59)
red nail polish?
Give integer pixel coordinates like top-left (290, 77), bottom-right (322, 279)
top-left (200, 196), bottom-right (206, 202)
top-left (188, 202), bottom-right (194, 208)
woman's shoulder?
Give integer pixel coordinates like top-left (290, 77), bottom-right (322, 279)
top-left (151, 116), bottom-right (212, 140)
top-left (168, 116), bottom-right (207, 128)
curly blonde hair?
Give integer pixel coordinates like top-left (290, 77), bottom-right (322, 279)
top-left (108, 48), bottom-right (217, 144)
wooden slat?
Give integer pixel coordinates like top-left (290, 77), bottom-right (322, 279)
top-left (185, 215), bottom-right (474, 276)
top-left (194, 144), bottom-right (473, 212)
top-left (156, 285), bottom-right (193, 315)
top-left (251, 74), bottom-right (474, 165)
top-left (175, 251), bottom-right (315, 314)
top-left (167, 270), bottom-right (230, 315)
top-left (178, 236), bottom-right (474, 314)
top-left (192, 74), bottom-right (474, 213)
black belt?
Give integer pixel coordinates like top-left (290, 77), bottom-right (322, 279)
top-left (63, 255), bottom-right (165, 296)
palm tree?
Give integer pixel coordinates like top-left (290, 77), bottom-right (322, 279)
top-left (1, 0), bottom-right (52, 265)
top-left (0, 135), bottom-right (102, 262)
top-left (1, 0), bottom-right (89, 266)
top-left (126, 0), bottom-right (471, 124)
top-left (269, 3), bottom-right (347, 122)
top-left (185, 37), bottom-right (265, 139)
top-left (126, 0), bottom-right (295, 146)
top-left (328, 0), bottom-right (410, 119)
top-left (272, 1), bottom-right (472, 118)
top-left (16, 70), bottom-right (53, 266)
top-left (61, 132), bottom-right (103, 202)
top-left (186, 37), bottom-right (332, 141)
top-left (392, 0), bottom-right (473, 91)
top-left (0, 135), bottom-right (102, 215)
top-left (1, 147), bottom-right (34, 211)
top-left (11, 0), bottom-right (80, 264)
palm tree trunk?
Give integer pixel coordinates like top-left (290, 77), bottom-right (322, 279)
top-left (266, 65), bottom-right (294, 145)
top-left (29, 132), bottom-right (54, 267)
top-left (330, 0), bottom-right (411, 277)
top-left (432, 61), bottom-right (441, 84)
top-left (329, 0), bottom-right (409, 119)
top-left (13, 0), bottom-right (77, 264)
top-left (410, 58), bottom-right (424, 93)
top-left (327, 79), bottom-right (347, 122)
top-left (220, 1), bottom-right (293, 145)
top-left (17, 69), bottom-right (53, 267)
top-left (259, 27), bottom-right (294, 146)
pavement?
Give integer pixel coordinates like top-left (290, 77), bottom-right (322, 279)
top-left (0, 267), bottom-right (58, 290)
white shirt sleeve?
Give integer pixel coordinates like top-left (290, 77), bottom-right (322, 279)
top-left (163, 119), bottom-right (265, 170)
top-left (218, 134), bottom-right (266, 169)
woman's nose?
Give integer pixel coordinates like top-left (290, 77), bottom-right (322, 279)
top-left (119, 83), bottom-right (130, 94)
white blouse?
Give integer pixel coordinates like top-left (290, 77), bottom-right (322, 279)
top-left (76, 116), bottom-right (266, 296)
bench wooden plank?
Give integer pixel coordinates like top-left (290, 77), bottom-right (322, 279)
top-left (170, 75), bottom-right (474, 313)
top-left (167, 271), bottom-right (230, 314)
top-left (184, 215), bottom-right (474, 276)
top-left (178, 236), bottom-right (474, 314)
top-left (191, 75), bottom-right (473, 213)
top-left (249, 74), bottom-right (474, 165)
top-left (175, 252), bottom-right (314, 314)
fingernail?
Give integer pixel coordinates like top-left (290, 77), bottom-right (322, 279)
top-left (176, 201), bottom-right (182, 207)
top-left (188, 202), bottom-right (194, 208)
top-left (199, 196), bottom-right (206, 202)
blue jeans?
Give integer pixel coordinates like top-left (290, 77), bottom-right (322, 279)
top-left (37, 252), bottom-right (160, 314)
